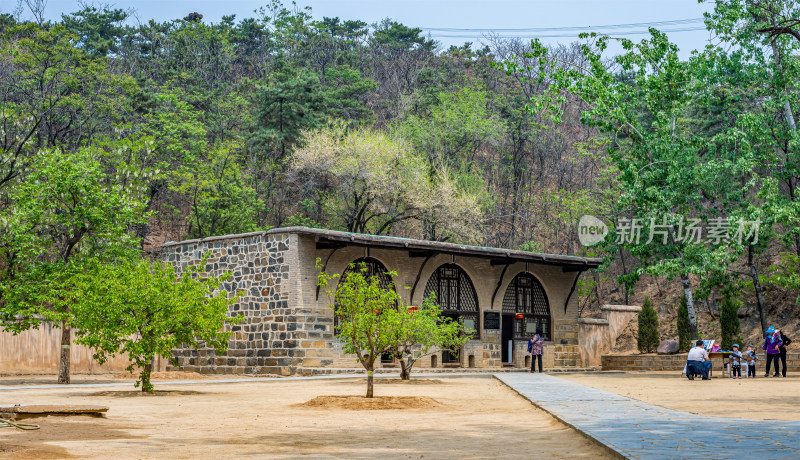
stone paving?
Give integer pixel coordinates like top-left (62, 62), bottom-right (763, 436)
top-left (495, 373), bottom-right (800, 459)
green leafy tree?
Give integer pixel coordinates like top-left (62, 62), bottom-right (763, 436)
top-left (251, 65), bottom-right (326, 163)
top-left (719, 284), bottom-right (742, 350)
top-left (395, 82), bottom-right (504, 169)
top-left (61, 6), bottom-right (128, 57)
top-left (498, 30), bottom-right (718, 340)
top-left (317, 260), bottom-right (401, 398)
top-left (385, 295), bottom-right (469, 380)
top-left (321, 65), bottom-right (377, 124)
top-left (0, 146), bottom-right (147, 384)
top-left (637, 296), bottom-right (659, 353)
top-left (677, 295), bottom-right (692, 352)
top-left (73, 257), bottom-right (241, 392)
top-left (173, 142), bottom-right (261, 238)
top-left (0, 23), bottom-right (130, 190)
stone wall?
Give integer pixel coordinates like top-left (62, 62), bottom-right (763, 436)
top-left (578, 305), bottom-right (641, 368)
top-left (602, 353), bottom-right (800, 373)
top-left (163, 232), bottom-right (303, 376)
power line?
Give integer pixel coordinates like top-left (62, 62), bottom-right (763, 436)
top-left (420, 17), bottom-right (705, 33)
top-left (427, 26), bottom-right (708, 40)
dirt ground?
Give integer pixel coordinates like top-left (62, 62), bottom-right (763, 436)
top-left (557, 372), bottom-right (800, 420)
top-left (0, 376), bottom-right (610, 459)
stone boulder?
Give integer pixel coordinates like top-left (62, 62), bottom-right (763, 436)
top-left (656, 340), bottom-right (680, 355)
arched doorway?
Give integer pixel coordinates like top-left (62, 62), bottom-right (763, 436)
top-left (501, 273), bottom-right (551, 363)
top-left (337, 257), bottom-right (394, 362)
top-left (423, 264), bottom-right (479, 363)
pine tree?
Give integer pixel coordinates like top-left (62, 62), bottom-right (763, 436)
top-left (677, 295), bottom-right (692, 352)
top-left (719, 285), bottom-right (742, 350)
top-left (637, 296), bottom-right (660, 353)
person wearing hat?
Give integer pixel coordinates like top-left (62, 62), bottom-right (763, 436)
top-left (729, 344), bottom-right (743, 379)
top-left (744, 344), bottom-right (759, 378)
top-left (777, 329), bottom-right (792, 377)
top-left (762, 326), bottom-right (783, 377)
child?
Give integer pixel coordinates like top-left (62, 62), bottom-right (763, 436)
top-left (745, 344), bottom-right (759, 378)
top-left (729, 344), bottom-right (742, 379)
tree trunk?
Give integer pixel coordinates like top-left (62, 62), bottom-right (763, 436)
top-left (398, 357), bottom-right (410, 380)
top-left (748, 245), bottom-right (769, 339)
top-left (58, 321), bottom-right (71, 384)
top-left (366, 368), bottom-right (374, 398)
top-left (680, 274), bottom-right (699, 340)
top-left (141, 360), bottom-right (154, 393)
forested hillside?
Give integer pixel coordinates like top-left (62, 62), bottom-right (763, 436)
top-left (1, 1), bottom-right (799, 352)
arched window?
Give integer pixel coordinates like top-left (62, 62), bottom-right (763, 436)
top-left (423, 264), bottom-right (479, 339)
top-left (340, 257), bottom-right (393, 291)
top-left (335, 257), bottom-right (393, 333)
top-left (502, 273), bottom-right (551, 340)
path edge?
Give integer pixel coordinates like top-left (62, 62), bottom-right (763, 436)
top-left (491, 374), bottom-right (628, 460)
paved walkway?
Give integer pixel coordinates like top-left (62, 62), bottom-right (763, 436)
top-left (495, 373), bottom-right (800, 459)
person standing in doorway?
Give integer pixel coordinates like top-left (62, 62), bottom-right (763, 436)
top-left (528, 327), bottom-right (544, 373)
top-left (763, 326), bottom-right (783, 377)
top-left (777, 329), bottom-right (792, 378)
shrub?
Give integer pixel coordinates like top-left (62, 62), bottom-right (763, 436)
top-left (637, 296), bottom-right (660, 353)
top-left (677, 295), bottom-right (692, 352)
top-left (719, 285), bottom-right (742, 350)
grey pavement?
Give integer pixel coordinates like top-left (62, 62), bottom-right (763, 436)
top-left (494, 373), bottom-right (800, 459)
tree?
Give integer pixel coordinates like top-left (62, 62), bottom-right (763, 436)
top-left (719, 284), bottom-right (742, 350)
top-left (73, 257), bottom-right (241, 392)
top-left (385, 295), bottom-right (469, 380)
top-left (0, 146), bottom-right (147, 384)
top-left (395, 82), bottom-right (504, 169)
top-left (0, 23), bottom-right (129, 190)
top-left (61, 6), bottom-right (129, 57)
top-left (317, 260), bottom-right (400, 398)
top-left (251, 65), bottom-right (326, 163)
top-left (637, 296), bottom-right (659, 353)
top-left (498, 30), bottom-right (715, 340)
top-left (677, 295), bottom-right (692, 352)
top-left (291, 125), bottom-right (428, 234)
top-left (173, 142), bottom-right (261, 238)
top-left (321, 65), bottom-right (377, 124)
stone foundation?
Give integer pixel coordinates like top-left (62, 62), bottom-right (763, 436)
top-left (578, 305), bottom-right (641, 368)
top-left (602, 353), bottom-right (800, 372)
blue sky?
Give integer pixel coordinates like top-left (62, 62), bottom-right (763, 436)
top-left (9, 0), bottom-right (716, 58)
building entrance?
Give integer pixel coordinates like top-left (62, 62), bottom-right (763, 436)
top-left (501, 314), bottom-right (514, 363)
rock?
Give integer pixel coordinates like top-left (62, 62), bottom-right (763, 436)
top-left (657, 340), bottom-right (679, 355)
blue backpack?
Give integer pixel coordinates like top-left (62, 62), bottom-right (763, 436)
top-left (527, 339), bottom-right (533, 353)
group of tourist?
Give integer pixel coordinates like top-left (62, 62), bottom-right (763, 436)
top-left (686, 326), bottom-right (792, 380)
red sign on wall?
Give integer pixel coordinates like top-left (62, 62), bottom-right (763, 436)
top-left (515, 313), bottom-right (524, 319)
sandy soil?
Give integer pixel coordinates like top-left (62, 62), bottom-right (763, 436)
top-left (557, 372), bottom-right (800, 421)
top-left (0, 377), bottom-right (610, 459)
top-left (0, 371), bottom-right (268, 386)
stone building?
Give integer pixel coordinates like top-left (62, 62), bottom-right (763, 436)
top-left (161, 227), bottom-right (602, 375)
